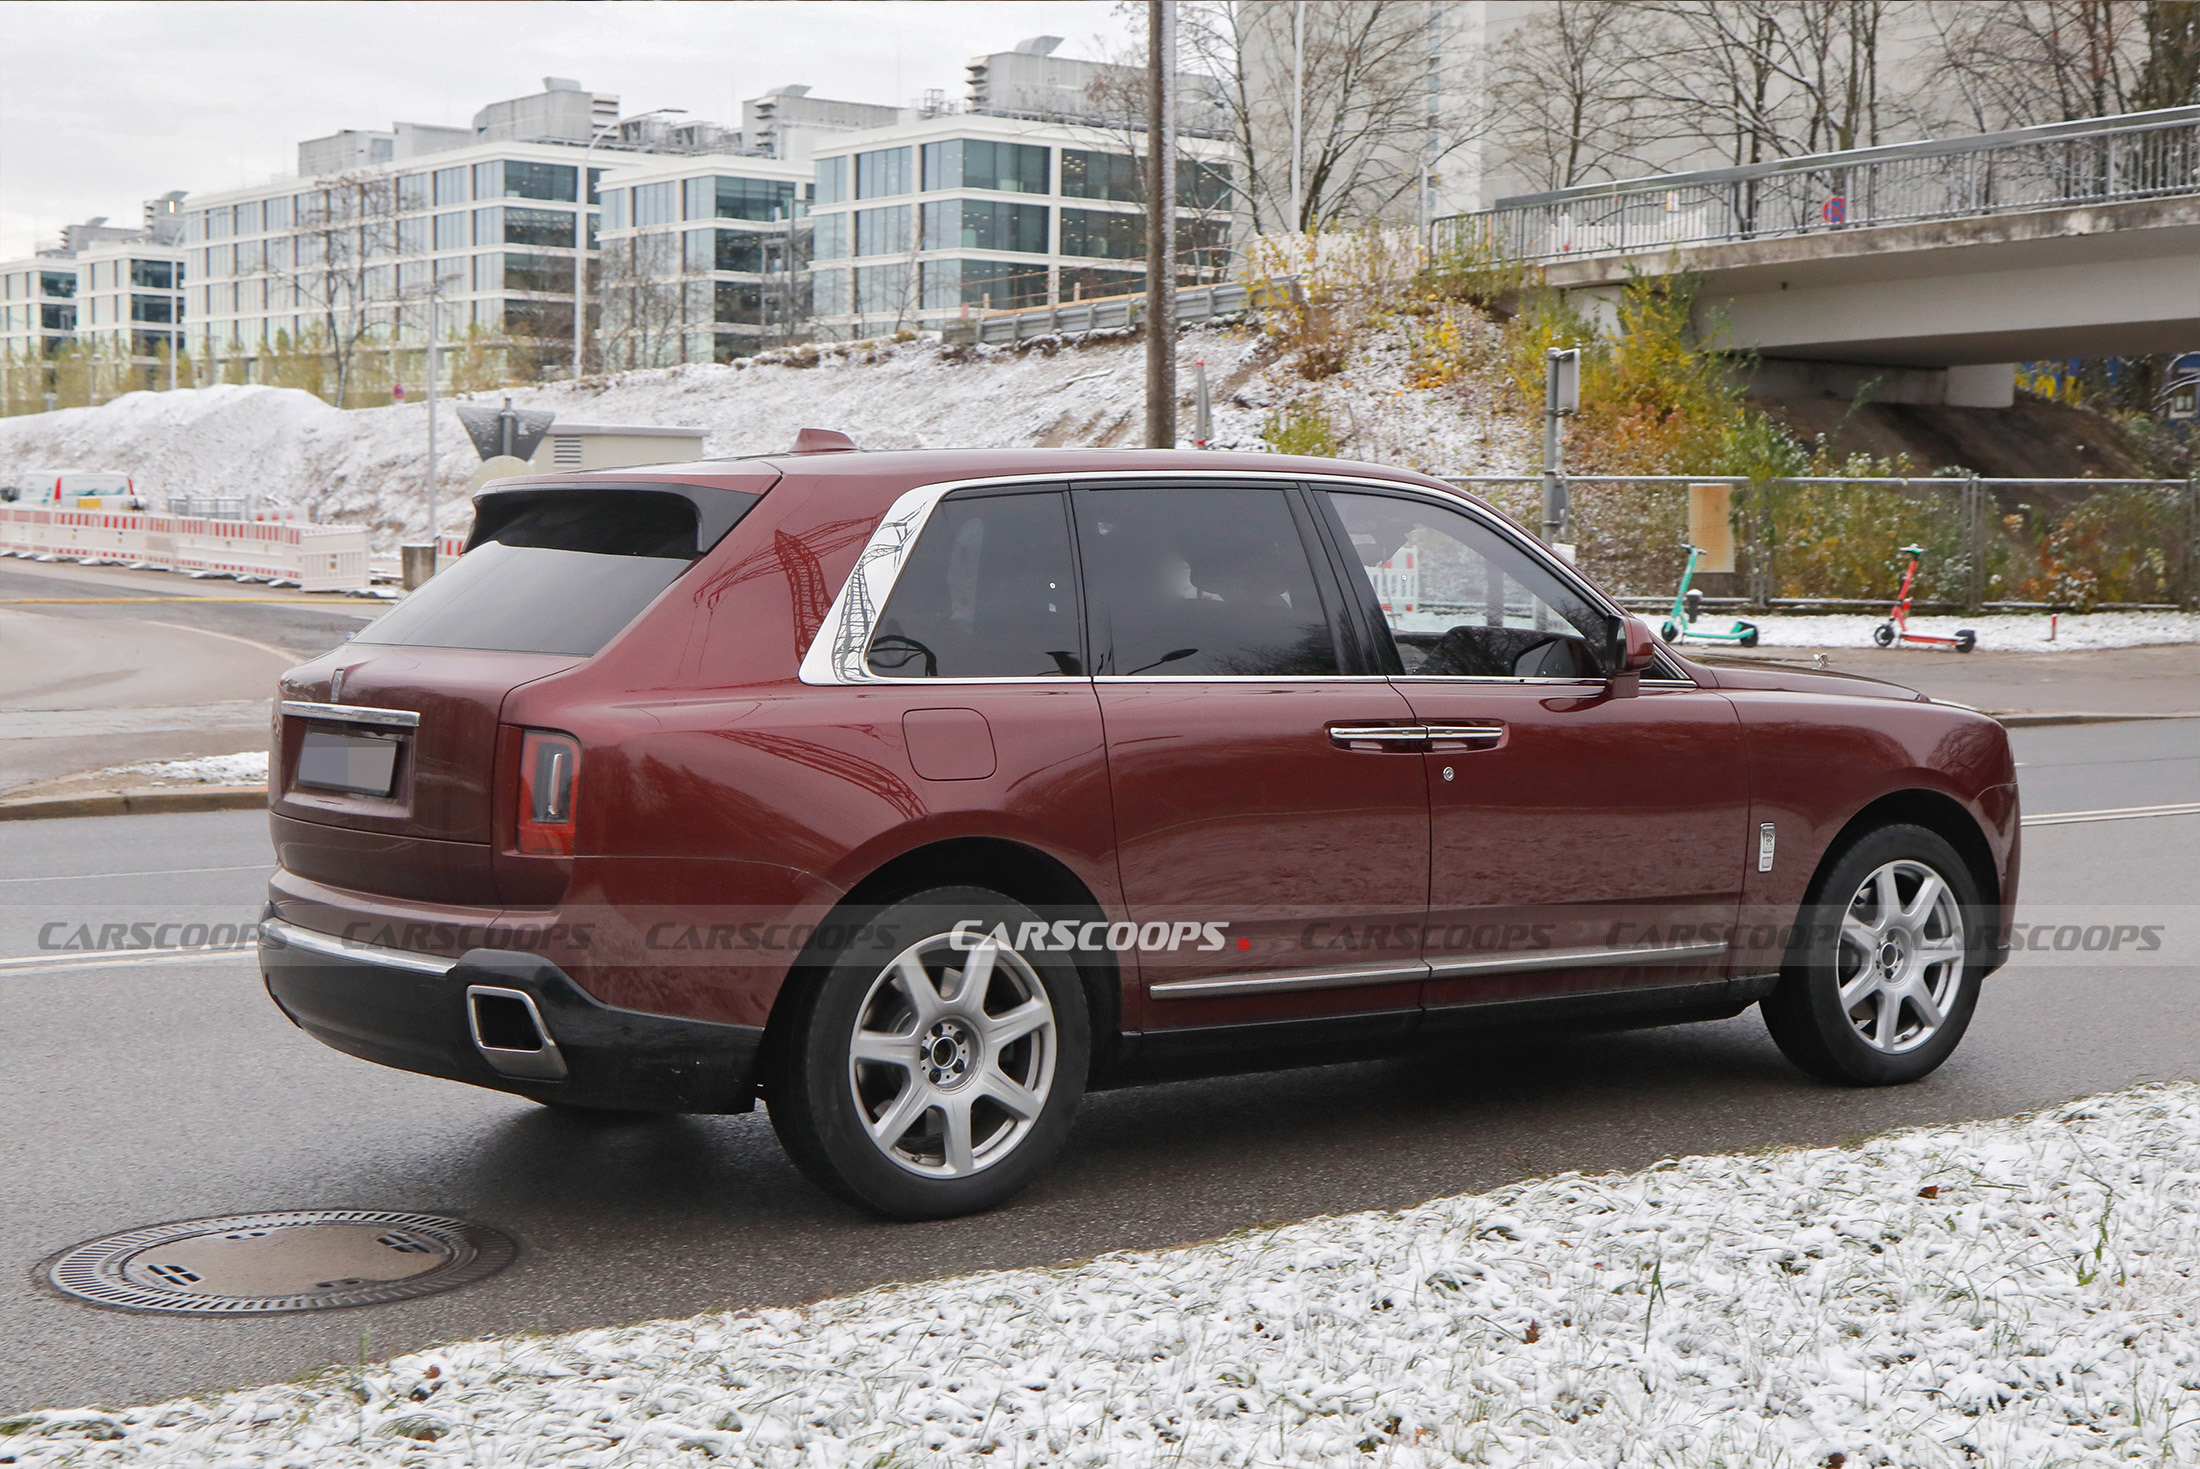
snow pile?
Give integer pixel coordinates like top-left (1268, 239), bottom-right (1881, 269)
top-left (1712, 610), bottom-right (2200, 651)
top-left (13, 1084), bottom-right (2200, 1466)
top-left (0, 325), bottom-right (1535, 551)
top-left (110, 751), bottom-right (269, 786)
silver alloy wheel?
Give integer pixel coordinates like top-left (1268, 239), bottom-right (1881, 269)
top-left (846, 933), bottom-right (1058, 1178)
top-left (1836, 858), bottom-right (1966, 1054)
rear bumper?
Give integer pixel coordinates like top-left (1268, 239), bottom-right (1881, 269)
top-left (258, 916), bottom-right (763, 1113)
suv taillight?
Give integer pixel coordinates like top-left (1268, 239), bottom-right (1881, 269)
top-left (517, 730), bottom-right (580, 855)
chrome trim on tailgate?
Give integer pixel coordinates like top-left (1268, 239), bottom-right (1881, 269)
top-left (259, 917), bottom-right (456, 976)
top-left (280, 700), bottom-right (421, 729)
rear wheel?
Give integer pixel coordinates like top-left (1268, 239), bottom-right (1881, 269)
top-left (1955, 629), bottom-right (1977, 653)
top-left (1761, 824), bottom-right (1984, 1086)
top-left (768, 887), bottom-right (1090, 1219)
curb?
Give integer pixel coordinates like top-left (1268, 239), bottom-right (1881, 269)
top-left (0, 787), bottom-right (267, 822)
top-left (1993, 711), bottom-right (2200, 728)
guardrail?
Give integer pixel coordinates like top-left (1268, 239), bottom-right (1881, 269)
top-left (0, 506), bottom-right (371, 592)
top-left (942, 280), bottom-right (1249, 347)
top-left (1444, 474), bottom-right (2200, 613)
top-left (1435, 104), bottom-right (2200, 264)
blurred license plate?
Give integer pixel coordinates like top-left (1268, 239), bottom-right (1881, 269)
top-left (297, 727), bottom-right (400, 797)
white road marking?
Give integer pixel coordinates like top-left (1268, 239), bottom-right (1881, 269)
top-left (0, 947), bottom-right (255, 974)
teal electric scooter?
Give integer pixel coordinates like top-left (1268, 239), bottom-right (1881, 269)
top-left (1660, 543), bottom-right (1760, 647)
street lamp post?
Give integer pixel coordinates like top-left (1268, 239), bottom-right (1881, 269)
top-left (574, 107), bottom-right (685, 381)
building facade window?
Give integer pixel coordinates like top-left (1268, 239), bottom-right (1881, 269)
top-left (714, 280), bottom-right (763, 324)
top-left (1061, 149), bottom-right (1141, 201)
top-left (503, 253), bottom-right (574, 293)
top-left (922, 139), bottom-right (1049, 194)
top-left (40, 270), bottom-right (76, 298)
top-left (633, 181), bottom-right (678, 226)
top-left (812, 212), bottom-right (848, 261)
top-left (854, 204), bottom-right (912, 257)
top-left (1060, 265), bottom-right (1143, 299)
top-left (131, 259), bottom-right (175, 289)
top-left (433, 166), bottom-right (469, 206)
top-left (1060, 208), bottom-right (1143, 260)
top-left (130, 294), bottom-right (175, 323)
top-left (922, 258), bottom-right (1049, 310)
top-left (713, 231), bottom-right (766, 273)
top-left (433, 212), bottom-right (468, 252)
top-left (397, 173), bottom-right (430, 212)
top-left (853, 262), bottom-right (912, 315)
top-left (501, 207), bottom-right (575, 248)
top-left (855, 146), bottom-right (914, 199)
top-left (504, 161), bottom-right (579, 202)
top-left (815, 155), bottom-right (849, 206)
top-left (505, 298), bottom-right (574, 338)
top-left (396, 216), bottom-right (430, 255)
top-left (921, 199), bottom-right (1049, 254)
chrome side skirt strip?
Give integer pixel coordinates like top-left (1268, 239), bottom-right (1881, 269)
top-left (1151, 937), bottom-right (1732, 1000)
top-left (258, 917), bottom-right (456, 976)
top-left (1149, 962), bottom-right (1426, 1001)
top-left (1427, 938), bottom-right (1733, 978)
top-left (280, 700), bottom-right (421, 729)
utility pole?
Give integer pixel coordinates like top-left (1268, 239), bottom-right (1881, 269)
top-left (1291, 0), bottom-right (1305, 232)
top-left (1541, 347), bottom-right (1579, 548)
top-left (424, 270), bottom-right (463, 565)
top-left (1144, 0), bottom-right (1178, 449)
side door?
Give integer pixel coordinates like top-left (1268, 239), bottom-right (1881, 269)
top-left (1074, 479), bottom-right (1431, 1036)
top-left (1310, 486), bottom-right (1751, 1017)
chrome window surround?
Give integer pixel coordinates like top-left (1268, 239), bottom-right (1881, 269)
top-left (796, 470), bottom-right (1665, 688)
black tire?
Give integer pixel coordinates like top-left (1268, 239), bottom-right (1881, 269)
top-left (767, 886), bottom-right (1091, 1220)
top-left (1955, 629), bottom-right (1977, 653)
top-left (1737, 623), bottom-right (1760, 648)
top-left (1760, 824), bottom-right (1986, 1086)
top-left (1872, 622), bottom-right (1896, 647)
top-left (1660, 619), bottom-right (1680, 643)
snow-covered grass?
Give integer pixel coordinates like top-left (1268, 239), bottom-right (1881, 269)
top-left (12, 1084), bottom-right (2200, 1467)
top-left (0, 324), bottom-right (1536, 552)
top-left (1722, 610), bottom-right (2200, 652)
top-left (108, 751), bottom-right (268, 786)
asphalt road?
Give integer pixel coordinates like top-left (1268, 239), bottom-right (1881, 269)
top-left (0, 560), bottom-right (377, 795)
top-left (1, 722), bottom-right (2196, 1412)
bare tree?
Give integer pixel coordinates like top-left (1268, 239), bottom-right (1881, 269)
top-left (287, 171), bottom-right (401, 406)
top-left (1923, 0), bottom-right (2200, 131)
top-left (1181, 1), bottom-right (1485, 232)
top-left (597, 231), bottom-right (687, 370)
top-left (1486, 2), bottom-right (1658, 192)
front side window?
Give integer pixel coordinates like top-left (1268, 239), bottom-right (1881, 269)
top-left (868, 490), bottom-right (1080, 678)
top-left (1320, 491), bottom-right (1611, 678)
top-left (1076, 486), bottom-right (1339, 677)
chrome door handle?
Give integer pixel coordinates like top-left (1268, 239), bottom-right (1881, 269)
top-left (1328, 724), bottom-right (1427, 751)
top-left (1422, 723), bottom-right (1506, 751)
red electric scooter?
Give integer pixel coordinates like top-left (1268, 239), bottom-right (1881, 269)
top-left (1873, 544), bottom-right (1976, 652)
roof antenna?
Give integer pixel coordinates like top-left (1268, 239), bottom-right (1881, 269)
top-left (791, 428), bottom-right (859, 454)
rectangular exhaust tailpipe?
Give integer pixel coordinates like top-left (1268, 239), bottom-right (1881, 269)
top-left (465, 985), bottom-right (569, 1081)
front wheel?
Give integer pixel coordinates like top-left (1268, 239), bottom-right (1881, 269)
top-left (1660, 619), bottom-right (1680, 643)
top-left (1872, 622), bottom-right (1896, 647)
top-left (1760, 824), bottom-right (1985, 1086)
top-left (1737, 622), bottom-right (1760, 648)
top-left (768, 886), bottom-right (1091, 1219)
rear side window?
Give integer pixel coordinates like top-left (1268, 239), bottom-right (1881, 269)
top-left (867, 489), bottom-right (1081, 677)
top-left (355, 488), bottom-right (753, 657)
top-left (1075, 485), bottom-right (1340, 677)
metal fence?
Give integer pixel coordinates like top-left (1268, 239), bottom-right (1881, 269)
top-left (1444, 475), bottom-right (2200, 613)
top-left (1435, 105), bottom-right (2200, 264)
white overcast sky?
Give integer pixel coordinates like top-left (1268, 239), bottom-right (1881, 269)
top-left (0, 0), bottom-right (1130, 259)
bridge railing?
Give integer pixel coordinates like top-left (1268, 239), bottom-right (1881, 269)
top-left (1437, 105), bottom-right (2200, 264)
top-left (1444, 475), bottom-right (2200, 613)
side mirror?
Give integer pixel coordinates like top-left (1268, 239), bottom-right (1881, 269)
top-left (1608, 614), bottom-right (1657, 696)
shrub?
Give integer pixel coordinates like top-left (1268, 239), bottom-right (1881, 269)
top-left (1261, 401), bottom-right (1342, 457)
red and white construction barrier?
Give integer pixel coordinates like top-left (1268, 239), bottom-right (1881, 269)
top-left (0, 506), bottom-right (371, 592)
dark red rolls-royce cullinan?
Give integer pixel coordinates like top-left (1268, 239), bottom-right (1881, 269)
top-left (260, 440), bottom-right (2019, 1218)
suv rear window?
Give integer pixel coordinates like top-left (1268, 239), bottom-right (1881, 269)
top-left (353, 487), bottom-right (756, 657)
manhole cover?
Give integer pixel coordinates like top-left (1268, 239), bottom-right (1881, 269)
top-left (47, 1211), bottom-right (516, 1314)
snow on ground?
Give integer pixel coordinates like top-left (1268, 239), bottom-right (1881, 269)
top-left (0, 325), bottom-right (1533, 552)
top-left (1708, 610), bottom-right (2200, 652)
top-left (12, 1083), bottom-right (2200, 1467)
top-left (107, 751), bottom-right (268, 786)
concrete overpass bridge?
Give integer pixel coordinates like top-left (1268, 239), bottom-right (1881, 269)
top-left (1435, 107), bottom-right (2200, 406)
